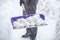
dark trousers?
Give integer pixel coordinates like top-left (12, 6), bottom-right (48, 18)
top-left (23, 0), bottom-right (38, 39)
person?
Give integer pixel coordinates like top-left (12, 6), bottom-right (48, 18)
top-left (20, 0), bottom-right (38, 39)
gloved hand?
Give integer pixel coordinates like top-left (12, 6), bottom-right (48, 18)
top-left (20, 2), bottom-right (22, 6)
top-left (20, 0), bottom-right (24, 6)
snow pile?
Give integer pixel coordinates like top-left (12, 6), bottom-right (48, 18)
top-left (0, 0), bottom-right (22, 40)
top-left (13, 14), bottom-right (46, 28)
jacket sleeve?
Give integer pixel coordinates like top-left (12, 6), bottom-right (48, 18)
top-left (20, 0), bottom-right (24, 6)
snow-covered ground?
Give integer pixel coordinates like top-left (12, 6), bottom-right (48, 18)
top-left (0, 0), bottom-right (60, 40)
top-left (10, 19), bottom-right (57, 40)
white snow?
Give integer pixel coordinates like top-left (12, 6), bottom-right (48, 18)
top-left (13, 14), bottom-right (46, 28)
top-left (0, 0), bottom-right (60, 40)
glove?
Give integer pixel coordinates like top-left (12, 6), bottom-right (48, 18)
top-left (20, 2), bottom-right (22, 6)
top-left (20, 0), bottom-right (24, 6)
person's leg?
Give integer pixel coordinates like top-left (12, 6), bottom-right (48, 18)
top-left (27, 0), bottom-right (38, 38)
top-left (30, 27), bottom-right (37, 37)
top-left (30, 27), bottom-right (37, 40)
top-left (22, 0), bottom-right (32, 37)
top-left (22, 0), bottom-right (38, 38)
top-left (30, 36), bottom-right (36, 40)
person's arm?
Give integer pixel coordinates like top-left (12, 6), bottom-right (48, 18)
top-left (20, 0), bottom-right (24, 6)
